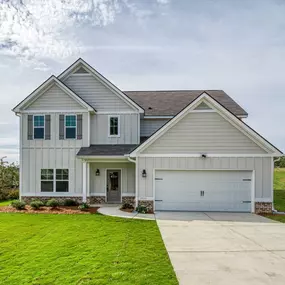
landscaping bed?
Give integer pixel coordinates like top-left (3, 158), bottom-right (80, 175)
top-left (0, 205), bottom-right (99, 214)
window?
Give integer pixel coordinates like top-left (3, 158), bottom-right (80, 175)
top-left (56, 169), bottom-right (69, 192)
top-left (34, 115), bottom-right (45, 139)
top-left (65, 115), bottom-right (76, 139)
top-left (41, 169), bottom-right (54, 192)
top-left (109, 116), bottom-right (120, 136)
top-left (40, 169), bottom-right (69, 192)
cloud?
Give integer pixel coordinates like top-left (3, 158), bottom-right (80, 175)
top-left (0, 0), bottom-right (169, 69)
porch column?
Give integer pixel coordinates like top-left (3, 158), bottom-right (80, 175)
top-left (82, 161), bottom-right (87, 203)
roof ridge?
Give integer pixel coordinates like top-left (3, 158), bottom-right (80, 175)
top-left (124, 89), bottom-right (224, 92)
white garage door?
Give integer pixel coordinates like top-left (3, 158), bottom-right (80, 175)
top-left (155, 170), bottom-right (252, 212)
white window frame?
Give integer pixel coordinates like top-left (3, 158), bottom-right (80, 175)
top-left (40, 168), bottom-right (69, 193)
top-left (40, 169), bottom-right (54, 192)
top-left (33, 114), bottom-right (45, 140)
top-left (55, 169), bottom-right (69, 193)
top-left (108, 115), bottom-right (120, 137)
top-left (64, 114), bottom-right (77, 140)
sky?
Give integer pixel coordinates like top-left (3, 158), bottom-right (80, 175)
top-left (0, 0), bottom-right (285, 162)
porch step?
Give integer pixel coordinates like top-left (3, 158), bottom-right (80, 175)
top-left (90, 203), bottom-right (121, 208)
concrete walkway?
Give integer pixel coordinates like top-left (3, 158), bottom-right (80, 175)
top-left (97, 205), bottom-right (155, 220)
top-left (156, 212), bottom-right (285, 285)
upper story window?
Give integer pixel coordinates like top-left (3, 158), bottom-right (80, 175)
top-left (65, 115), bottom-right (76, 139)
top-left (34, 115), bottom-right (45, 139)
top-left (109, 115), bottom-right (120, 137)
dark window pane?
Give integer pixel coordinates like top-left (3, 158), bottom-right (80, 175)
top-left (34, 127), bottom-right (44, 139)
top-left (66, 127), bottom-right (76, 139)
top-left (56, 181), bottom-right (69, 192)
top-left (110, 117), bottom-right (118, 135)
top-left (41, 181), bottom-right (53, 192)
top-left (65, 115), bottom-right (76, 127)
top-left (41, 169), bottom-right (53, 180)
top-left (34, 115), bottom-right (44, 127)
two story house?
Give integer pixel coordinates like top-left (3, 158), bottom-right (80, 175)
top-left (13, 58), bottom-right (283, 213)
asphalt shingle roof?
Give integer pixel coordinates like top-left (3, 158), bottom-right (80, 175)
top-left (77, 144), bottom-right (138, 156)
top-left (124, 90), bottom-right (248, 117)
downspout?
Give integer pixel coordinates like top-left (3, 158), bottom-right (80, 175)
top-left (272, 156), bottom-right (284, 213)
top-left (127, 156), bottom-right (138, 208)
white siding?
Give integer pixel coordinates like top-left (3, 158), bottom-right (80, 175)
top-left (140, 119), bottom-right (170, 137)
top-left (26, 84), bottom-right (84, 111)
top-left (137, 157), bottom-right (272, 200)
top-left (63, 75), bottom-right (136, 112)
top-left (90, 114), bottom-right (139, 144)
top-left (90, 162), bottom-right (135, 195)
top-left (142, 112), bottom-right (266, 154)
top-left (22, 147), bottom-right (83, 196)
top-left (22, 113), bottom-right (89, 148)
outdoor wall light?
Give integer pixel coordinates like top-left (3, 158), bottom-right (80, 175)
top-left (201, 154), bottom-right (207, 158)
top-left (96, 169), bottom-right (100, 176)
top-left (142, 169), bottom-right (147, 178)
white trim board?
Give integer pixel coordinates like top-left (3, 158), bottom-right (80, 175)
top-left (57, 58), bottom-right (144, 114)
top-left (12, 76), bottom-right (95, 113)
top-left (130, 93), bottom-right (283, 156)
top-left (137, 154), bottom-right (279, 158)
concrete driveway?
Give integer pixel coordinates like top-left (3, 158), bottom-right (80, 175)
top-left (155, 212), bottom-right (285, 285)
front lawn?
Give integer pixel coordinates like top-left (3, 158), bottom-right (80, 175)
top-left (274, 168), bottom-right (285, 190)
top-left (0, 200), bottom-right (15, 206)
top-left (0, 214), bottom-right (178, 285)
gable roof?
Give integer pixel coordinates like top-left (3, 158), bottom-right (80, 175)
top-left (130, 92), bottom-right (283, 156)
top-left (12, 76), bottom-right (95, 113)
top-left (58, 58), bottom-right (144, 113)
top-left (125, 90), bottom-right (248, 117)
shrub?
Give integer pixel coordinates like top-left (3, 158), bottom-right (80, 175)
top-left (0, 189), bottom-right (9, 201)
top-left (8, 189), bottom-right (19, 200)
top-left (121, 203), bottom-right (134, 210)
top-left (11, 200), bottom-right (26, 210)
top-left (30, 200), bottom-right (44, 210)
top-left (63, 199), bottom-right (79, 206)
top-left (136, 205), bottom-right (148, 214)
top-left (78, 203), bottom-right (90, 211)
top-left (46, 199), bottom-right (60, 208)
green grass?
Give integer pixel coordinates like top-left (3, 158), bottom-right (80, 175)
top-left (265, 214), bottom-right (285, 223)
top-left (274, 168), bottom-right (285, 190)
top-left (0, 214), bottom-right (178, 285)
top-left (0, 200), bottom-right (15, 206)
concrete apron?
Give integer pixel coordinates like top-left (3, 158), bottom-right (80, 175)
top-left (156, 212), bottom-right (285, 285)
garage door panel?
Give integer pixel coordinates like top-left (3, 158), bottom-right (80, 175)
top-left (155, 170), bottom-right (252, 212)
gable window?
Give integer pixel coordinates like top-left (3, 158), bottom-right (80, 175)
top-left (65, 115), bottom-right (76, 139)
top-left (34, 115), bottom-right (45, 139)
top-left (56, 169), bottom-right (69, 192)
top-left (41, 169), bottom-right (54, 192)
top-left (41, 169), bottom-right (69, 192)
top-left (109, 116), bottom-right (120, 137)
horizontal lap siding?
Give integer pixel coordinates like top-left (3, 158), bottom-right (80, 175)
top-left (140, 119), bottom-right (170, 137)
top-left (26, 84), bottom-right (84, 111)
top-left (90, 163), bottom-right (135, 195)
top-left (137, 157), bottom-right (272, 200)
top-left (63, 75), bottom-right (135, 112)
top-left (90, 114), bottom-right (139, 144)
top-left (143, 112), bottom-right (266, 154)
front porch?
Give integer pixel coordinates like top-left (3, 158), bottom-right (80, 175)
top-left (81, 159), bottom-right (136, 206)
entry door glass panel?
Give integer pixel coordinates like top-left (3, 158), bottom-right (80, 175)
top-left (107, 170), bottom-right (121, 202)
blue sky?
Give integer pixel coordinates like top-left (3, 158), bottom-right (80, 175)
top-left (0, 0), bottom-right (285, 162)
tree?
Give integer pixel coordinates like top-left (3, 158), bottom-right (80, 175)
top-left (275, 157), bottom-right (285, 168)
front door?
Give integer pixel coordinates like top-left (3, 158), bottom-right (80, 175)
top-left (107, 170), bottom-right (121, 203)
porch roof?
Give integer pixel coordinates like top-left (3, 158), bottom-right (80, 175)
top-left (77, 144), bottom-right (138, 157)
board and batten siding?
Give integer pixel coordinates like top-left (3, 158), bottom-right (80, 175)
top-left (137, 157), bottom-right (272, 200)
top-left (63, 75), bottom-right (136, 112)
top-left (90, 114), bottom-right (139, 144)
top-left (21, 113), bottom-right (88, 196)
top-left (90, 162), bottom-right (135, 195)
top-left (142, 112), bottom-right (267, 154)
top-left (26, 84), bottom-right (85, 111)
top-left (140, 119), bottom-right (170, 137)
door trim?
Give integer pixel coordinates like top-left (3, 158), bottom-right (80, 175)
top-left (153, 169), bottom-right (255, 213)
top-left (105, 168), bottom-right (123, 203)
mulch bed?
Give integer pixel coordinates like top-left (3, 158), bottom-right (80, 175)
top-left (120, 208), bottom-right (135, 213)
top-left (0, 205), bottom-right (99, 215)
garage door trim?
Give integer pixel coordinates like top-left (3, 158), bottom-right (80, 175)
top-left (153, 169), bottom-right (255, 213)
